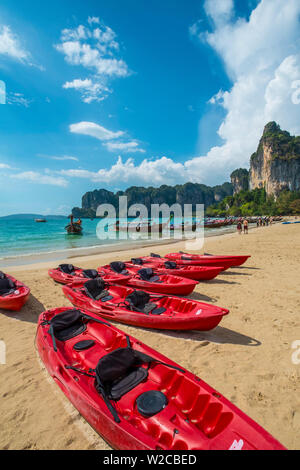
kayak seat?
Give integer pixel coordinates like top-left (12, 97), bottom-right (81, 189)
top-left (50, 309), bottom-right (87, 342)
top-left (95, 347), bottom-right (151, 401)
top-left (110, 261), bottom-right (128, 275)
top-left (84, 279), bottom-right (111, 301)
top-left (138, 268), bottom-right (160, 283)
top-left (82, 269), bottom-right (99, 279)
top-left (109, 367), bottom-right (148, 401)
top-left (150, 253), bottom-right (161, 258)
top-left (95, 345), bottom-right (184, 408)
top-left (125, 290), bottom-right (166, 315)
top-left (0, 278), bottom-right (16, 297)
top-left (181, 256), bottom-right (192, 261)
top-left (164, 261), bottom-right (177, 269)
top-left (59, 264), bottom-right (75, 275)
top-left (131, 258), bottom-right (144, 265)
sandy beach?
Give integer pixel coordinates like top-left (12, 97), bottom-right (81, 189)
top-left (0, 221), bottom-right (299, 450)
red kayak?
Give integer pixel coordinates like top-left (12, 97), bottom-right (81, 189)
top-left (105, 261), bottom-right (197, 295)
top-left (0, 271), bottom-right (30, 311)
top-left (62, 279), bottom-right (229, 330)
top-left (36, 307), bottom-right (285, 450)
top-left (127, 257), bottom-right (224, 281)
top-left (48, 264), bottom-right (129, 285)
top-left (164, 252), bottom-right (250, 268)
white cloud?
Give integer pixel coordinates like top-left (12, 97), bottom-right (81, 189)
top-left (70, 121), bottom-right (124, 141)
top-left (63, 78), bottom-right (109, 103)
top-left (58, 152), bottom-right (236, 187)
top-left (60, 156), bottom-right (186, 186)
top-left (0, 163), bottom-right (12, 169)
top-left (104, 141), bottom-right (146, 153)
top-left (56, 41), bottom-right (128, 76)
top-left (7, 92), bottom-right (32, 107)
top-left (38, 154), bottom-right (79, 162)
top-left (204, 0), bottom-right (234, 26)
top-left (55, 18), bottom-right (130, 103)
top-left (0, 25), bottom-right (29, 62)
top-left (11, 171), bottom-right (68, 187)
top-left (88, 17), bottom-right (100, 25)
top-left (185, 0), bottom-right (300, 182)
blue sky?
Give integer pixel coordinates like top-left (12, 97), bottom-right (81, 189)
top-left (0, 0), bottom-right (300, 216)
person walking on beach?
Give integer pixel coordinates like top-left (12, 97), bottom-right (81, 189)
top-left (243, 218), bottom-right (249, 234)
top-left (237, 221), bottom-right (242, 234)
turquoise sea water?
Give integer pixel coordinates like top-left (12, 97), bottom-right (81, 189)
top-left (0, 218), bottom-right (112, 260)
top-left (0, 217), bottom-right (237, 265)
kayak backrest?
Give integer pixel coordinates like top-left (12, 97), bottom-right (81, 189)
top-left (138, 268), bottom-right (160, 283)
top-left (82, 269), bottom-right (99, 279)
top-left (95, 347), bottom-right (154, 400)
top-left (131, 258), bottom-right (144, 265)
top-left (0, 271), bottom-right (7, 280)
top-left (126, 290), bottom-right (151, 309)
top-left (0, 278), bottom-right (16, 296)
top-left (110, 261), bottom-right (127, 274)
top-left (150, 253), bottom-right (161, 258)
top-left (50, 309), bottom-right (86, 341)
top-left (59, 264), bottom-right (75, 275)
top-left (84, 278), bottom-right (108, 301)
top-left (125, 290), bottom-right (166, 315)
top-left (164, 261), bottom-right (177, 269)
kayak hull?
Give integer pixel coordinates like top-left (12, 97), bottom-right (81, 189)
top-left (165, 253), bottom-right (251, 268)
top-left (123, 266), bottom-right (198, 295)
top-left (62, 282), bottom-right (228, 331)
top-left (36, 307), bottom-right (286, 450)
top-left (0, 274), bottom-right (30, 312)
top-left (48, 267), bottom-right (129, 286)
top-left (127, 258), bottom-right (224, 281)
top-left (101, 264), bottom-right (198, 295)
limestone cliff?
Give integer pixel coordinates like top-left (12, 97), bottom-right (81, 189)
top-left (250, 122), bottom-right (300, 196)
top-left (72, 182), bottom-right (233, 217)
top-left (230, 168), bottom-right (249, 194)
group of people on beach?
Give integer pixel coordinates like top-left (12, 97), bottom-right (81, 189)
top-left (237, 216), bottom-right (274, 235)
top-left (256, 216), bottom-right (273, 227)
top-left (237, 219), bottom-right (248, 234)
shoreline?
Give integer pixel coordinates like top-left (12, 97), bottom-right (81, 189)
top-left (0, 223), bottom-right (260, 269)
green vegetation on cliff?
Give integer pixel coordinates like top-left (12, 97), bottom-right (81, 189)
top-left (206, 188), bottom-right (300, 216)
top-left (251, 121), bottom-right (300, 162)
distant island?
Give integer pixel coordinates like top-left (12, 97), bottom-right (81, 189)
top-left (70, 121), bottom-right (300, 218)
top-left (0, 214), bottom-right (68, 220)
